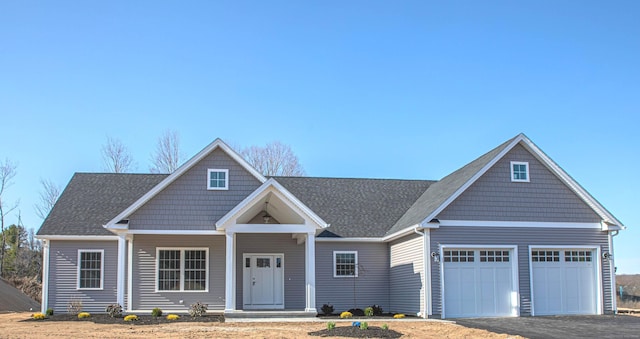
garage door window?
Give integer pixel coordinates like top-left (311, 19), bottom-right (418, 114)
top-left (531, 250), bottom-right (560, 262)
top-left (443, 250), bottom-right (474, 262)
top-left (565, 250), bottom-right (592, 262)
top-left (480, 250), bottom-right (510, 262)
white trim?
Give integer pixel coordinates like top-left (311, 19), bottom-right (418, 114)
top-left (228, 224), bottom-right (316, 234)
top-left (382, 225), bottom-right (421, 242)
top-left (438, 220), bottom-right (603, 229)
top-left (41, 240), bottom-right (50, 314)
top-left (425, 229), bottom-right (432, 317)
top-left (155, 247), bottom-right (210, 293)
top-left (126, 230), bottom-right (225, 235)
top-left (207, 168), bottom-right (229, 190)
top-left (333, 251), bottom-right (358, 278)
top-left (104, 138), bottom-right (266, 229)
top-left (242, 253), bottom-right (285, 310)
top-left (116, 234), bottom-right (126, 306)
top-left (510, 161), bottom-right (530, 182)
top-left (77, 249), bottom-right (105, 290)
top-left (609, 231), bottom-right (617, 313)
top-left (36, 235), bottom-right (120, 241)
top-left (224, 233), bottom-right (235, 312)
top-left (315, 237), bottom-right (384, 243)
top-left (216, 178), bottom-right (329, 230)
top-left (127, 235), bottom-right (133, 312)
top-left (439, 244), bottom-right (519, 319)
top-left (528, 245), bottom-right (603, 316)
top-left (305, 232), bottom-right (317, 313)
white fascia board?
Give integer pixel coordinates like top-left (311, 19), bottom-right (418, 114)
top-left (126, 230), bottom-right (225, 235)
top-left (438, 220), bottom-right (603, 229)
top-left (519, 137), bottom-right (624, 228)
top-left (230, 223), bottom-right (316, 233)
top-left (315, 237), bottom-right (384, 243)
top-left (103, 139), bottom-right (266, 230)
top-left (216, 178), bottom-right (329, 229)
top-left (36, 235), bottom-right (120, 241)
top-left (419, 135), bottom-right (524, 227)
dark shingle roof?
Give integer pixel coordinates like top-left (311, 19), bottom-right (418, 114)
top-left (37, 173), bottom-right (167, 236)
top-left (386, 136), bottom-right (516, 235)
top-left (274, 177), bottom-right (434, 237)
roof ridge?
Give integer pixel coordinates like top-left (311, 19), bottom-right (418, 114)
top-left (273, 176), bottom-right (436, 182)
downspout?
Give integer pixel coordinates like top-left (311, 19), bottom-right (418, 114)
top-left (413, 227), bottom-right (431, 318)
top-left (609, 230), bottom-right (619, 314)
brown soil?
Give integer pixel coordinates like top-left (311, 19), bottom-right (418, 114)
top-left (0, 312), bottom-right (524, 338)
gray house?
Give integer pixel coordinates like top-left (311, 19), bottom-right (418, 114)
top-left (37, 134), bottom-right (624, 319)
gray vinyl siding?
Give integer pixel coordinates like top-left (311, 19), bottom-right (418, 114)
top-left (131, 235), bottom-right (226, 311)
top-left (48, 240), bottom-right (117, 313)
top-left (235, 234), bottom-right (305, 310)
top-left (389, 234), bottom-right (424, 315)
top-left (438, 144), bottom-right (600, 222)
top-left (129, 149), bottom-right (262, 230)
top-left (316, 242), bottom-right (389, 313)
top-left (429, 226), bottom-right (612, 317)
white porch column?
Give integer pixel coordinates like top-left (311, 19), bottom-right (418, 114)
top-left (41, 239), bottom-right (50, 313)
top-left (305, 232), bottom-right (317, 313)
top-left (126, 235), bottom-right (133, 312)
top-left (224, 232), bottom-right (236, 312)
top-left (116, 234), bottom-right (126, 307)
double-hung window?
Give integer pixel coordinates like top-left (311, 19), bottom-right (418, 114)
top-left (207, 169), bottom-right (228, 190)
top-left (157, 248), bottom-right (208, 292)
top-left (333, 251), bottom-right (358, 277)
top-left (77, 250), bottom-right (104, 290)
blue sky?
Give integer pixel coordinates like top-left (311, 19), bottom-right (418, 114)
top-left (1, 1), bottom-right (638, 273)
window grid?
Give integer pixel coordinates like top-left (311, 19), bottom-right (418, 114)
top-left (184, 250), bottom-right (207, 291)
top-left (334, 252), bottom-right (357, 277)
top-left (531, 250), bottom-right (560, 262)
top-left (511, 161), bottom-right (529, 182)
top-left (443, 250), bottom-right (475, 263)
top-left (208, 169), bottom-right (228, 189)
top-left (158, 250), bottom-right (181, 291)
top-left (79, 251), bottom-right (102, 289)
top-left (480, 250), bottom-right (510, 262)
top-left (565, 250), bottom-right (592, 262)
top-left (157, 249), bottom-right (208, 292)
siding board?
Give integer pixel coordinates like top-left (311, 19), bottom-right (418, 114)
top-left (389, 234), bottom-right (424, 315)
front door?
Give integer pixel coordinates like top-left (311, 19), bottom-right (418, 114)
top-left (243, 254), bottom-right (284, 309)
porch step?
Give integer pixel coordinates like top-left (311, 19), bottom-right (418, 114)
top-left (224, 310), bottom-right (318, 319)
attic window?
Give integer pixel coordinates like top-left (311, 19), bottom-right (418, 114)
top-left (510, 161), bottom-right (529, 182)
top-left (207, 169), bottom-right (229, 190)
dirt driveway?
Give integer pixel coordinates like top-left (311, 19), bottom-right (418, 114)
top-left (456, 315), bottom-right (640, 339)
top-left (0, 312), bottom-right (524, 338)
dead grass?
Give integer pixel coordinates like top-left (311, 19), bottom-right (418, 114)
top-left (0, 312), bottom-right (524, 339)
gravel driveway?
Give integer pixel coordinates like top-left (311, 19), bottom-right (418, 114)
top-left (456, 315), bottom-right (640, 339)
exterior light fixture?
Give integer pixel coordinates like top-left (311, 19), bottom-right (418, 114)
top-left (263, 201), bottom-right (271, 224)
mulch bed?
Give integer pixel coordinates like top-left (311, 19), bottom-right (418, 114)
top-left (22, 314), bottom-right (224, 325)
top-left (308, 325), bottom-right (402, 338)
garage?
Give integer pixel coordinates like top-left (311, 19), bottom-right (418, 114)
top-left (531, 248), bottom-right (598, 315)
top-left (442, 247), bottom-right (517, 318)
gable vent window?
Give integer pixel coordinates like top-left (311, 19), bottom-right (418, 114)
top-left (510, 161), bottom-right (530, 182)
top-left (207, 169), bottom-right (229, 190)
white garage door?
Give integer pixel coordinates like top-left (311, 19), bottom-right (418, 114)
top-left (531, 249), bottom-right (597, 315)
top-left (443, 248), bottom-right (516, 318)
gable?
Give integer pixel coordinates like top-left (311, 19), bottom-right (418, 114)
top-left (436, 143), bottom-right (601, 223)
top-left (128, 148), bottom-right (263, 230)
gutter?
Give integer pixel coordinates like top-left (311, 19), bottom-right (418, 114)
top-left (413, 227), bottom-right (431, 318)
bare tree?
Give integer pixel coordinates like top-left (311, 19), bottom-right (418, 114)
top-left (240, 141), bottom-right (306, 176)
top-left (34, 179), bottom-right (61, 220)
top-left (0, 159), bottom-right (18, 276)
top-left (150, 130), bottom-right (183, 173)
top-left (101, 136), bottom-right (134, 173)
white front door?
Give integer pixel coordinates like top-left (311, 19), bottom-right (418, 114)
top-left (243, 254), bottom-right (284, 309)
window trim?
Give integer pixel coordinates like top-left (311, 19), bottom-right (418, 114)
top-left (207, 169), bottom-right (229, 190)
top-left (510, 161), bottom-right (530, 182)
top-left (333, 251), bottom-right (358, 278)
top-left (155, 247), bottom-right (209, 293)
top-left (77, 249), bottom-right (104, 290)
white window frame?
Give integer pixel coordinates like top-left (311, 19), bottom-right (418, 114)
top-left (207, 169), bottom-right (229, 190)
top-left (333, 251), bottom-right (358, 278)
top-left (156, 247), bottom-right (209, 292)
top-left (77, 249), bottom-right (104, 290)
top-left (510, 161), bottom-right (530, 182)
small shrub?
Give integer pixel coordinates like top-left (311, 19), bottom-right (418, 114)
top-left (360, 321), bottom-right (369, 330)
top-left (340, 311), bottom-right (353, 319)
top-left (45, 308), bottom-right (54, 316)
top-left (32, 312), bottom-right (46, 320)
top-left (151, 307), bottom-right (163, 317)
top-left (124, 314), bottom-right (139, 322)
top-left (371, 304), bottom-right (383, 316)
top-left (393, 313), bottom-right (405, 319)
top-left (105, 304), bottom-right (123, 318)
top-left (348, 308), bottom-right (365, 316)
top-left (326, 321), bottom-right (336, 330)
top-left (189, 301), bottom-right (208, 317)
top-left (321, 303), bottom-right (334, 316)
top-left (77, 312), bottom-right (91, 319)
top-left (67, 299), bottom-right (83, 315)
top-left (382, 323), bottom-right (389, 330)
top-left (364, 307), bottom-right (374, 317)
top-left (166, 314), bottom-right (180, 321)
